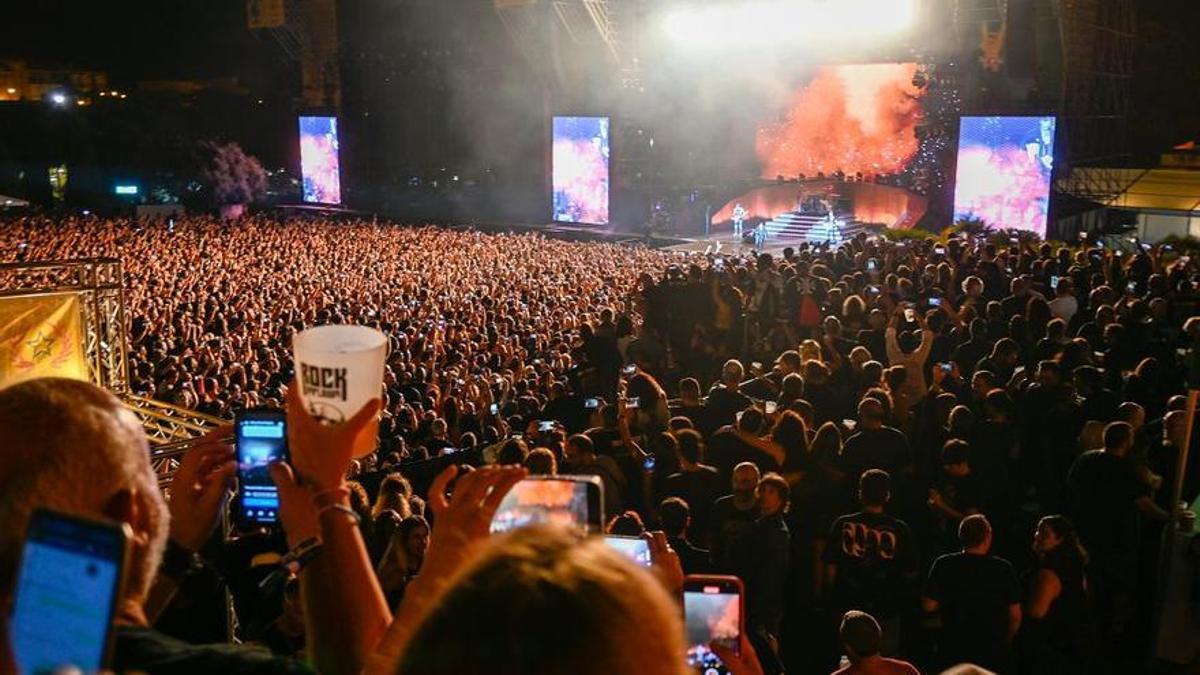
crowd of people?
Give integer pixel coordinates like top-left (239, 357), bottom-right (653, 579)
top-left (1, 214), bottom-right (1199, 674)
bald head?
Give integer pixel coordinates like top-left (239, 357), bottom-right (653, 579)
top-left (0, 378), bottom-right (165, 600)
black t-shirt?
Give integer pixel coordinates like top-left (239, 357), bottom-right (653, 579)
top-left (703, 386), bottom-right (753, 436)
top-left (823, 510), bottom-right (917, 617)
top-left (923, 552), bottom-right (1021, 668)
top-left (838, 427), bottom-right (911, 483)
top-left (708, 495), bottom-right (760, 573)
top-left (114, 625), bottom-right (313, 675)
top-left (1066, 449), bottom-right (1149, 553)
top-left (662, 466), bottom-right (726, 536)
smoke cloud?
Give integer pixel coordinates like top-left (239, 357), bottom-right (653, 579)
top-left (756, 63), bottom-right (924, 178)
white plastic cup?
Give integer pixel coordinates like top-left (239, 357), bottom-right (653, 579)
top-left (293, 324), bottom-right (387, 458)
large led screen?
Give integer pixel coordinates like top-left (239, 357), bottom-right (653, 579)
top-left (953, 116), bottom-right (1056, 237)
top-left (552, 116), bottom-right (610, 225)
top-left (299, 115), bottom-right (342, 204)
top-left (756, 63), bottom-right (925, 179)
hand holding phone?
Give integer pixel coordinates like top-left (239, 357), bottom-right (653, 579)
top-left (490, 476), bottom-right (604, 535)
top-left (235, 409), bottom-right (289, 527)
top-left (604, 535), bottom-right (653, 567)
top-left (684, 575), bottom-right (744, 674)
top-left (11, 511), bottom-right (131, 674)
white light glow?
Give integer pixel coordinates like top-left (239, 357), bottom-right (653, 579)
top-left (50, 92), bottom-right (67, 106)
top-left (662, 0), bottom-right (915, 48)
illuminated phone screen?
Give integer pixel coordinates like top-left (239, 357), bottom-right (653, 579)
top-left (11, 512), bottom-right (126, 674)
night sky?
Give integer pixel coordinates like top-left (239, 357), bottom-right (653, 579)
top-left (2, 1), bottom-right (1199, 164)
top-left (1, 1), bottom-right (271, 84)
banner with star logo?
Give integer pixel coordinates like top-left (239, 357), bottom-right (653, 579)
top-left (0, 293), bottom-right (88, 390)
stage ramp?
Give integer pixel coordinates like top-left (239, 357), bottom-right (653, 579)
top-left (0, 258), bottom-right (221, 487)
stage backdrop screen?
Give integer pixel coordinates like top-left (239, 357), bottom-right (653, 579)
top-left (552, 116), bottom-right (609, 225)
top-left (299, 115), bottom-right (342, 205)
top-left (953, 115), bottom-right (1056, 236)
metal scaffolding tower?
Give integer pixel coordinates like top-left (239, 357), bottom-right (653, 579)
top-left (1054, 0), bottom-right (1136, 203)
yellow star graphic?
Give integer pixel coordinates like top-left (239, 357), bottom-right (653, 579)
top-left (25, 332), bottom-right (56, 361)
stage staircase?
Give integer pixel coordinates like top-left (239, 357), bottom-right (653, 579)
top-left (763, 211), bottom-right (870, 244)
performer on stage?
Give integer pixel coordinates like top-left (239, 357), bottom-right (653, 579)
top-left (732, 203), bottom-right (747, 236)
top-left (753, 221), bottom-right (767, 251)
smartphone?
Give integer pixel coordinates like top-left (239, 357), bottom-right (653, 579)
top-left (751, 361), bottom-right (763, 373)
top-left (1050, 275), bottom-right (1060, 291)
top-left (1126, 280), bottom-right (1137, 293)
top-left (625, 396), bottom-right (640, 409)
top-left (604, 535), bottom-right (653, 567)
top-left (867, 259), bottom-right (877, 271)
top-left (10, 510), bottom-right (131, 674)
top-left (489, 403), bottom-right (499, 414)
top-left (934, 246), bottom-right (946, 255)
top-left (684, 575), bottom-right (744, 674)
top-left (622, 364), bottom-right (637, 376)
top-left (1009, 237), bottom-right (1019, 245)
top-left (538, 420), bottom-right (556, 433)
top-left (928, 297), bottom-right (942, 307)
top-left (843, 418), bottom-right (858, 432)
top-left (1141, 243), bottom-right (1152, 251)
top-left (938, 362), bottom-right (953, 374)
top-left (867, 285), bottom-right (881, 295)
top-left (235, 409), bottom-right (288, 527)
top-left (643, 454), bottom-right (657, 471)
top-left (904, 308), bottom-right (916, 322)
top-left (584, 397), bottom-right (600, 410)
top-left (764, 400), bottom-right (778, 415)
top-left (489, 475), bottom-right (605, 535)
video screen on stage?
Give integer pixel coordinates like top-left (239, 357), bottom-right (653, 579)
top-left (552, 116), bottom-right (610, 225)
top-left (953, 115), bottom-right (1056, 237)
top-left (756, 63), bottom-right (926, 179)
top-left (298, 115), bottom-right (342, 205)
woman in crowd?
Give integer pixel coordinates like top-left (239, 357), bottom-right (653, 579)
top-left (1020, 515), bottom-right (1094, 674)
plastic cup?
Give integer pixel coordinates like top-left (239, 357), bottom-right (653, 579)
top-left (293, 325), bottom-right (387, 458)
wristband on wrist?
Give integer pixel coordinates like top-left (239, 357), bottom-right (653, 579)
top-left (317, 503), bottom-right (361, 524)
top-left (259, 537), bottom-right (325, 592)
top-left (313, 485), bottom-right (351, 509)
top-left (160, 538), bottom-right (204, 580)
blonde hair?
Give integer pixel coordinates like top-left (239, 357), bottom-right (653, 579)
top-left (0, 378), bottom-right (167, 600)
top-left (396, 526), bottom-right (687, 675)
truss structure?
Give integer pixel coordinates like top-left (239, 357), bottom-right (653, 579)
top-left (1054, 0), bottom-right (1136, 202)
top-left (0, 258), bottom-right (220, 487)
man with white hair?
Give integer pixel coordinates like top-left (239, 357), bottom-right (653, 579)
top-left (0, 378), bottom-right (389, 674)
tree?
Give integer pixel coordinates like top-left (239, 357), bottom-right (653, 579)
top-left (199, 141), bottom-right (267, 207)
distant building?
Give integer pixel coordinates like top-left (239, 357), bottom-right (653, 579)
top-left (0, 59), bottom-right (109, 102)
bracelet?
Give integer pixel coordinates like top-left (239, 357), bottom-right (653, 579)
top-left (317, 503), bottom-right (361, 524)
top-left (313, 485), bottom-right (351, 509)
top-left (259, 537), bottom-right (325, 592)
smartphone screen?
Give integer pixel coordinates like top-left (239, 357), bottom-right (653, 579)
top-left (684, 576), bottom-right (743, 674)
top-left (622, 364), bottom-right (637, 376)
top-left (11, 511), bottom-right (129, 674)
top-left (538, 420), bottom-right (556, 433)
top-left (867, 259), bottom-right (877, 271)
top-left (940, 362), bottom-right (953, 373)
top-left (584, 397), bottom-right (600, 409)
top-left (604, 535), bottom-right (653, 567)
top-left (489, 476), bottom-right (604, 535)
top-left (236, 410), bottom-right (288, 526)
top-left (489, 403), bottom-right (499, 414)
top-left (928, 297), bottom-right (942, 307)
top-left (1050, 275), bottom-right (1060, 291)
top-left (626, 396), bottom-right (640, 409)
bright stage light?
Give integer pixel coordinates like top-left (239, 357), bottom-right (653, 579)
top-left (49, 92), bottom-right (67, 106)
top-left (662, 0), bottom-right (916, 48)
